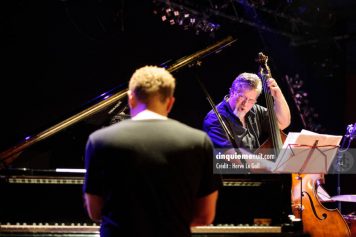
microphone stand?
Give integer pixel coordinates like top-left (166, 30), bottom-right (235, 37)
top-left (336, 123), bottom-right (356, 212)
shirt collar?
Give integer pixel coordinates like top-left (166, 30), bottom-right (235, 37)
top-left (132, 110), bottom-right (168, 120)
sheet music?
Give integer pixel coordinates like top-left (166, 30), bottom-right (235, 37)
top-left (300, 129), bottom-right (318, 135)
top-left (273, 130), bottom-right (342, 174)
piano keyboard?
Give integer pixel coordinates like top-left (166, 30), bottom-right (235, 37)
top-left (0, 223), bottom-right (282, 236)
top-left (5, 175), bottom-right (84, 185)
top-left (191, 225), bottom-right (281, 233)
top-left (0, 223), bottom-right (99, 234)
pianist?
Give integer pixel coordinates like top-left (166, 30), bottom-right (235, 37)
top-left (83, 65), bottom-right (222, 237)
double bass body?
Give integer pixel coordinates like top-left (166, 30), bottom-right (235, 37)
top-left (291, 173), bottom-right (351, 237)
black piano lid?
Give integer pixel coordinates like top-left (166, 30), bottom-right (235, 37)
top-left (0, 36), bottom-right (236, 171)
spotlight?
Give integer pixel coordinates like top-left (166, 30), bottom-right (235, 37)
top-left (153, 1), bottom-right (220, 37)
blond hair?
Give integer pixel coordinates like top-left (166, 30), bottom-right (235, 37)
top-left (129, 65), bottom-right (176, 103)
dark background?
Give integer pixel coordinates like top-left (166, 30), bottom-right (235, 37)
top-left (1, 0), bottom-right (356, 175)
top-left (1, 0), bottom-right (356, 150)
top-left (0, 0), bottom-right (356, 225)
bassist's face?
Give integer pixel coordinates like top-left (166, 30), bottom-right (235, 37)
top-left (230, 89), bottom-right (258, 119)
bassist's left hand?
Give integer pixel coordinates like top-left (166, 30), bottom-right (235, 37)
top-left (267, 78), bottom-right (282, 98)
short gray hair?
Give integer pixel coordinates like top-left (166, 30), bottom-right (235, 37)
top-left (229, 72), bottom-right (262, 96)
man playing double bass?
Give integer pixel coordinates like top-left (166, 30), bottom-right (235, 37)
top-left (203, 72), bottom-right (291, 157)
top-left (203, 70), bottom-right (354, 237)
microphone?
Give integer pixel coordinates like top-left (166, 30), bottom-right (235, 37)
top-left (347, 123), bottom-right (356, 139)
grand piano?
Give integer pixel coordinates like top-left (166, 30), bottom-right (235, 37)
top-left (0, 36), bottom-right (300, 237)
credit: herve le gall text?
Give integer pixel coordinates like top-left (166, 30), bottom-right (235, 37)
top-left (214, 151), bottom-right (275, 170)
top-left (215, 161), bottom-right (260, 170)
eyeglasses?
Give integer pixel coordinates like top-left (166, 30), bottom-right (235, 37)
top-left (237, 94), bottom-right (257, 104)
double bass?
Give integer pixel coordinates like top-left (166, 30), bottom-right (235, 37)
top-left (291, 173), bottom-right (351, 237)
top-left (255, 52), bottom-right (351, 237)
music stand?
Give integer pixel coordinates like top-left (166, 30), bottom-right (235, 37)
top-left (273, 132), bottom-right (342, 174)
top-left (272, 131), bottom-right (342, 223)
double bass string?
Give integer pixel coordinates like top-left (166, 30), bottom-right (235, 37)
top-left (259, 62), bottom-right (283, 155)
